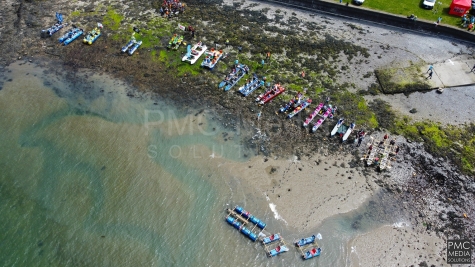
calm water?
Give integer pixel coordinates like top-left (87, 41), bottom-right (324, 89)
top-left (0, 61), bottom-right (409, 267)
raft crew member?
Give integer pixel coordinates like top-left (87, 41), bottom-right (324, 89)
top-left (225, 39), bottom-right (229, 47)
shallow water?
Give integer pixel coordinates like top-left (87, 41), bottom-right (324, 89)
top-left (0, 61), bottom-right (410, 267)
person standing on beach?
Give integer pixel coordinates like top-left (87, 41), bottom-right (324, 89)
top-left (427, 65), bottom-right (433, 73)
top-left (427, 70), bottom-right (433, 79)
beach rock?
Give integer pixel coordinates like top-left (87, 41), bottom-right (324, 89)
top-left (439, 212), bottom-right (448, 221)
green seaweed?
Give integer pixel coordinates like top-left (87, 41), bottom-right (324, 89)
top-left (102, 9), bottom-right (124, 31)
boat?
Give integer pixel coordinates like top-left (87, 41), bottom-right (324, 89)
top-left (436, 87), bottom-right (444, 93)
top-left (294, 235), bottom-right (316, 247)
top-left (238, 74), bottom-right (264, 96)
top-left (262, 233), bottom-right (281, 245)
top-left (83, 27), bottom-right (101, 45)
top-left (342, 123), bottom-right (355, 142)
top-left (182, 41), bottom-right (207, 64)
top-left (311, 108), bottom-right (332, 132)
top-left (331, 118), bottom-right (344, 136)
top-left (224, 65), bottom-right (248, 91)
top-left (288, 99), bottom-right (312, 119)
top-left (172, 35), bottom-right (184, 50)
top-left (279, 99), bottom-right (295, 113)
top-left (167, 34), bottom-right (182, 49)
top-left (218, 64), bottom-right (248, 91)
top-left (41, 12), bottom-right (65, 37)
top-left (62, 28), bottom-right (83, 45)
top-left (201, 49), bottom-right (223, 70)
top-left (121, 38), bottom-right (136, 53)
top-left (303, 102), bottom-right (324, 127)
top-left (128, 40), bottom-right (142, 55)
top-left (303, 247), bottom-right (322, 260)
top-left (280, 92), bottom-right (302, 113)
top-left (255, 87), bottom-right (272, 102)
top-left (267, 245), bottom-right (289, 257)
top-left (58, 27), bottom-right (81, 43)
top-left (259, 84), bottom-right (285, 105)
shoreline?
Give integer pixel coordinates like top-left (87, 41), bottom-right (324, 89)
top-left (1, 0), bottom-right (474, 264)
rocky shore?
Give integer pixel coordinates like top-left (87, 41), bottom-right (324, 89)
top-left (1, 0), bottom-right (473, 264)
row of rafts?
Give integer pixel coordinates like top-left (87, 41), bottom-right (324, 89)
top-left (225, 206), bottom-right (322, 260)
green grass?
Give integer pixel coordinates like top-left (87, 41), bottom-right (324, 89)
top-left (351, 0), bottom-right (466, 28)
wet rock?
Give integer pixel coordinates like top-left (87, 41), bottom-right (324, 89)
top-left (439, 212), bottom-right (448, 221)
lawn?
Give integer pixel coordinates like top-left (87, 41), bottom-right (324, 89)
top-left (343, 0), bottom-right (467, 28)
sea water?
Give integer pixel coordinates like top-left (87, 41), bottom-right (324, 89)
top-left (0, 61), bottom-right (409, 267)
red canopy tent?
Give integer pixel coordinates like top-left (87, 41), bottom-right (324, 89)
top-left (449, 0), bottom-right (471, 16)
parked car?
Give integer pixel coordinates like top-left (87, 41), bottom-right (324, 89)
top-left (353, 0), bottom-right (365, 4)
top-left (422, 0), bottom-right (436, 9)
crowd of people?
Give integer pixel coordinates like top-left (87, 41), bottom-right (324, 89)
top-left (159, 0), bottom-right (186, 18)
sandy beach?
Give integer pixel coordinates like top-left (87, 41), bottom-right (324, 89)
top-left (349, 225), bottom-right (449, 267)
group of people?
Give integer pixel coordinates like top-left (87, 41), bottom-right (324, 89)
top-left (462, 13), bottom-right (475, 30)
top-left (159, 0), bottom-right (186, 18)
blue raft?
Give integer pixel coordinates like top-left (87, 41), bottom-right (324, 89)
top-left (262, 233), bottom-right (280, 245)
top-left (294, 235), bottom-right (316, 247)
top-left (303, 247), bottom-right (322, 260)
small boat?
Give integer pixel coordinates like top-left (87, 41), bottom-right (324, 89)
top-left (83, 27), bottom-right (101, 45)
top-left (262, 233), bottom-right (281, 245)
top-left (121, 38), bottom-right (136, 53)
top-left (280, 92), bottom-right (302, 113)
top-left (436, 87), bottom-right (444, 94)
top-left (219, 64), bottom-right (249, 91)
top-left (167, 33), bottom-right (183, 49)
top-left (267, 245), bottom-right (289, 257)
top-left (182, 41), bottom-right (207, 64)
top-left (342, 123), bottom-right (355, 142)
top-left (288, 99), bottom-right (312, 119)
top-left (41, 13), bottom-right (65, 37)
top-left (238, 75), bottom-right (264, 96)
top-left (295, 235), bottom-right (316, 247)
top-left (173, 35), bottom-right (184, 50)
top-left (201, 49), bottom-right (223, 70)
top-left (224, 65), bottom-right (248, 91)
top-left (279, 99), bottom-right (295, 113)
top-left (128, 40), bottom-right (142, 55)
top-left (259, 84), bottom-right (285, 105)
top-left (303, 247), bottom-right (322, 260)
top-left (311, 108), bottom-right (332, 132)
top-left (255, 87), bottom-right (272, 102)
top-left (331, 118), bottom-right (344, 136)
top-left (63, 28), bottom-right (83, 45)
top-left (58, 27), bottom-right (80, 43)
top-left (303, 103), bottom-right (324, 127)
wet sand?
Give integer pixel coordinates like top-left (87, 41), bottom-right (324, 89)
top-left (349, 225), bottom-right (448, 267)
